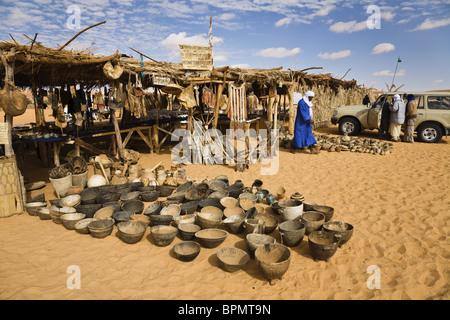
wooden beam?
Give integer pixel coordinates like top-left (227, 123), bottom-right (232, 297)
top-left (74, 138), bottom-right (106, 156)
top-left (213, 70), bottom-right (227, 129)
top-left (1, 48), bottom-right (15, 158)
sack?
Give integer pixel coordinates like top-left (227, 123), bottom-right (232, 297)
top-left (0, 86), bottom-right (28, 116)
top-left (103, 61), bottom-right (123, 80)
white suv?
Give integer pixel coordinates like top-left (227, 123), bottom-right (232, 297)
top-left (331, 91), bottom-right (450, 143)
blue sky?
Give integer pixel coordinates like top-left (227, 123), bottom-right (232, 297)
top-left (1, 0), bottom-right (449, 91)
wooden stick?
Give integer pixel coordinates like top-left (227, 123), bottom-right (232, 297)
top-left (129, 47), bottom-right (160, 63)
top-left (58, 20), bottom-right (106, 51)
top-left (30, 33), bottom-right (38, 52)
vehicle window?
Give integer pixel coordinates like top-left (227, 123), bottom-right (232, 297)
top-left (427, 96), bottom-right (450, 110)
top-left (417, 96), bottom-right (424, 109)
top-left (372, 95), bottom-right (389, 108)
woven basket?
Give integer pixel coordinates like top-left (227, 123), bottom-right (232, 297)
top-left (0, 157), bottom-right (23, 217)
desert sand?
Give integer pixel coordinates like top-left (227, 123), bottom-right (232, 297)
top-left (0, 108), bottom-right (448, 300)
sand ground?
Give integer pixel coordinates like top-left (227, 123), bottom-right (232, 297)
top-left (0, 109), bottom-right (448, 300)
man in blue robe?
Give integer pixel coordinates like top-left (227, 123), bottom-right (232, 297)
top-left (292, 91), bottom-right (319, 154)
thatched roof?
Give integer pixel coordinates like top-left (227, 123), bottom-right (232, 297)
top-left (1, 40), bottom-right (359, 91)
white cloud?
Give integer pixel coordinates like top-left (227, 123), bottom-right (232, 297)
top-left (160, 32), bottom-right (223, 51)
top-left (412, 17), bottom-right (450, 30)
top-left (317, 49), bottom-right (351, 60)
top-left (432, 79), bottom-right (444, 86)
top-left (311, 4), bottom-right (336, 18)
top-left (217, 13), bottom-right (236, 21)
top-left (275, 17), bottom-right (292, 27)
top-left (255, 47), bottom-right (301, 58)
top-left (230, 63), bottom-right (251, 69)
top-left (381, 12), bottom-right (396, 21)
top-left (329, 20), bottom-right (367, 33)
top-left (372, 69), bottom-right (406, 77)
top-left (214, 55), bottom-right (227, 62)
top-left (372, 43), bottom-right (395, 54)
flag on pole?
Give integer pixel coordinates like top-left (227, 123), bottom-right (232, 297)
top-left (398, 57), bottom-right (402, 63)
top-left (209, 16), bottom-right (212, 47)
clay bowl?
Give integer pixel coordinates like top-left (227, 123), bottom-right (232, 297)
top-left (270, 202), bottom-right (282, 215)
top-left (138, 186), bottom-right (157, 193)
top-left (115, 184), bottom-right (132, 196)
top-left (113, 210), bottom-right (134, 224)
top-left (24, 202), bottom-right (47, 216)
top-left (149, 214), bottom-right (174, 226)
top-left (160, 204), bottom-right (181, 220)
top-left (74, 218), bottom-right (95, 234)
top-left (27, 193), bottom-right (45, 203)
top-left (49, 199), bottom-right (62, 208)
top-left (102, 201), bottom-right (121, 213)
top-left (223, 212), bottom-right (246, 234)
top-left (88, 218), bottom-right (114, 238)
top-left (60, 213), bottom-right (86, 230)
top-left (255, 243), bottom-right (291, 285)
top-left (195, 229), bottom-right (228, 248)
top-left (79, 187), bottom-right (100, 204)
top-left (120, 191), bottom-right (141, 202)
top-left (175, 181), bottom-right (193, 193)
top-left (208, 190), bottom-right (229, 200)
top-left (301, 211), bottom-right (325, 235)
top-left (278, 199), bottom-right (304, 221)
top-left (161, 200), bottom-right (180, 208)
top-left (217, 247), bottom-right (250, 273)
top-left (144, 201), bottom-right (162, 215)
top-left (151, 225), bottom-right (178, 246)
top-left (60, 194), bottom-right (81, 208)
top-left (197, 207), bottom-right (223, 229)
top-left (173, 241), bottom-right (201, 262)
top-left (174, 214), bottom-right (197, 227)
top-left (220, 197), bottom-right (238, 209)
top-left (131, 214), bottom-right (150, 226)
top-left (117, 220), bottom-right (147, 244)
top-left (49, 206), bottom-right (76, 224)
top-left (199, 197), bottom-right (222, 210)
top-left (303, 201), bottom-right (318, 212)
top-left (208, 180), bottom-right (227, 192)
top-left (244, 218), bottom-right (266, 235)
top-left (278, 220), bottom-right (306, 247)
top-left (140, 191), bottom-right (160, 202)
top-left (156, 185), bottom-right (175, 197)
top-left (37, 207), bottom-right (51, 220)
top-left (312, 205), bottom-right (334, 222)
top-left (180, 201), bottom-right (198, 215)
top-left (93, 206), bottom-right (115, 220)
top-left (226, 185), bottom-right (243, 198)
top-left (245, 233), bottom-right (277, 257)
top-left (76, 204), bottom-right (102, 218)
top-left (96, 191), bottom-right (121, 205)
top-left (121, 200), bottom-right (144, 214)
top-left (239, 193), bottom-right (257, 211)
top-left (254, 213), bottom-right (279, 234)
top-left (128, 181), bottom-right (144, 192)
top-left (308, 231), bottom-right (339, 261)
top-left (167, 191), bottom-right (186, 202)
top-left (323, 221), bottom-right (354, 247)
top-left (223, 206), bottom-right (244, 219)
top-left (178, 223), bottom-right (201, 240)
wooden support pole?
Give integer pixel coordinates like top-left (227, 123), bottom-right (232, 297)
top-left (288, 85), bottom-right (295, 135)
top-left (213, 69), bottom-right (228, 129)
top-left (110, 108), bottom-right (123, 157)
top-left (1, 48), bottom-right (15, 158)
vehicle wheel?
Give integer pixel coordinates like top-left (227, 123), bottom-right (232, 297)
top-left (338, 117), bottom-right (361, 136)
top-left (417, 123), bottom-right (442, 143)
